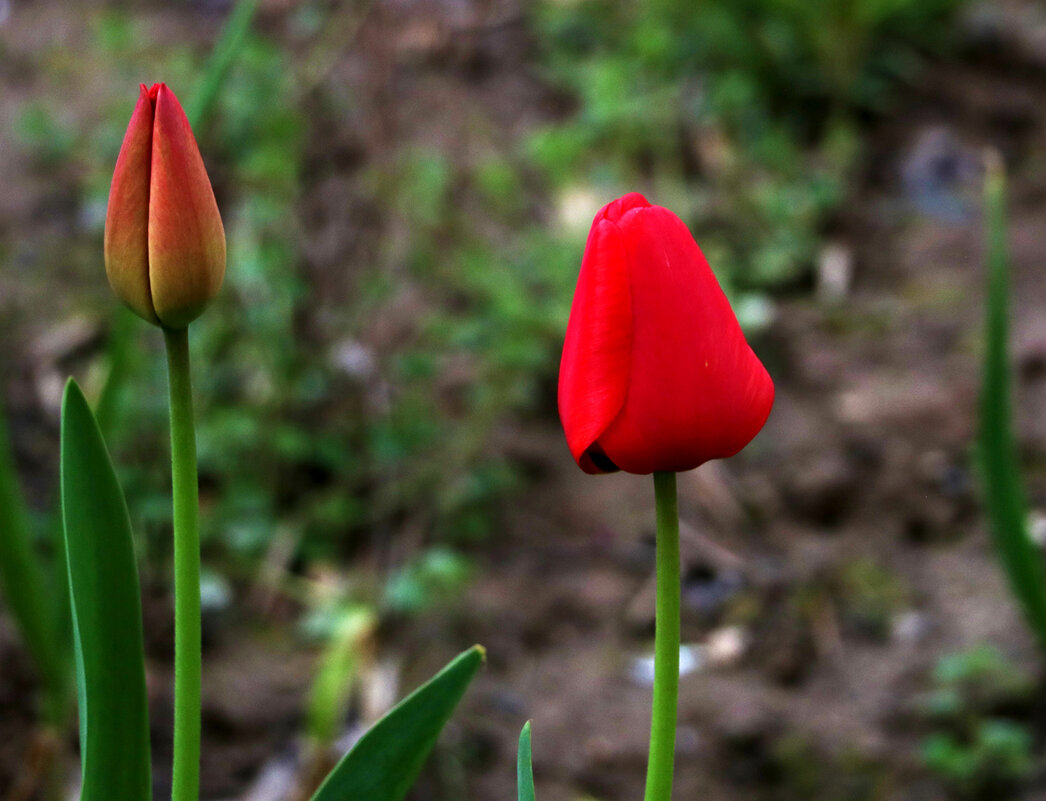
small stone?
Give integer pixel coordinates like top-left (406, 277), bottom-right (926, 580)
top-left (816, 242), bottom-right (853, 304)
top-left (705, 626), bottom-right (749, 666)
top-left (892, 610), bottom-right (931, 645)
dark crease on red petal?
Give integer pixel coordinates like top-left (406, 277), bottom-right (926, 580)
top-left (584, 442), bottom-right (620, 473)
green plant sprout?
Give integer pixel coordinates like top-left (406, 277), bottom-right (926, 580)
top-left (978, 154), bottom-right (1046, 652)
top-left (919, 646), bottom-right (1036, 799)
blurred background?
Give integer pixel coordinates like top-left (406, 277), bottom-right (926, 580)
top-left (4, 0), bottom-right (1046, 799)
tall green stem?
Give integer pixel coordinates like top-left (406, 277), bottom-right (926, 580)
top-left (163, 327), bottom-right (202, 801)
top-left (644, 471), bottom-right (680, 801)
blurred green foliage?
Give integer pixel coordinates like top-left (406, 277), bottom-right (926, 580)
top-left (530, 0), bottom-right (963, 298)
top-left (922, 723), bottom-right (1033, 800)
top-left (768, 734), bottom-right (886, 801)
top-left (918, 646), bottom-right (1037, 799)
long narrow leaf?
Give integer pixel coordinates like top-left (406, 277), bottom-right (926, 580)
top-left (185, 0), bottom-right (261, 128)
top-left (0, 396), bottom-right (67, 724)
top-left (61, 379), bottom-right (150, 801)
top-left (518, 721), bottom-right (535, 801)
top-left (979, 155), bottom-right (1046, 650)
top-left (311, 645), bottom-right (484, 801)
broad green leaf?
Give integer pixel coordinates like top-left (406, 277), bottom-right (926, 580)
top-left (979, 156), bottom-right (1046, 652)
top-left (518, 721), bottom-right (535, 801)
top-left (61, 379), bottom-right (150, 801)
top-left (0, 396), bottom-right (68, 724)
top-left (311, 645), bottom-right (484, 801)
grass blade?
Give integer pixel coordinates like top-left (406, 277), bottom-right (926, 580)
top-left (310, 645), bottom-right (484, 801)
top-left (518, 721), bottom-right (535, 801)
top-left (185, 0), bottom-right (261, 129)
top-left (61, 379), bottom-right (150, 801)
top-left (979, 154), bottom-right (1046, 651)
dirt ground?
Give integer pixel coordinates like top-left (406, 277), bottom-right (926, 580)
top-left (6, 1), bottom-right (1046, 800)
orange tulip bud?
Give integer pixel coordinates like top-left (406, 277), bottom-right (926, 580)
top-left (104, 83), bottom-right (225, 328)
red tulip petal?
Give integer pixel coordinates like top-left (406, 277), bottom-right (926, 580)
top-left (596, 205), bottom-right (774, 473)
top-left (597, 191), bottom-right (651, 224)
top-left (147, 83), bottom-right (225, 328)
top-left (558, 216), bottom-right (634, 473)
top-left (104, 85), bottom-right (158, 324)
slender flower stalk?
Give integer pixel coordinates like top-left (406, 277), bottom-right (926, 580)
top-left (644, 472), bottom-right (680, 801)
top-left (164, 327), bottom-right (202, 801)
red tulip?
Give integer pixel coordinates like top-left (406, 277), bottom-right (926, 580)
top-left (104, 83), bottom-right (225, 328)
top-left (558, 193), bottom-right (774, 474)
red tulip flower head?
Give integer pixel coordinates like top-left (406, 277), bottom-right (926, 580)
top-left (558, 193), bottom-right (774, 474)
top-left (104, 83), bottom-right (225, 328)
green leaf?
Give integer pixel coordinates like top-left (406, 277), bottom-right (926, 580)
top-left (60, 379), bottom-right (150, 801)
top-left (979, 155), bottom-right (1046, 652)
top-left (311, 645), bottom-right (484, 801)
top-left (518, 721), bottom-right (536, 801)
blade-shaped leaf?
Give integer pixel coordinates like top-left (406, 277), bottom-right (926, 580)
top-left (311, 645), bottom-right (484, 801)
top-left (518, 721), bottom-right (535, 801)
top-left (979, 156), bottom-right (1046, 653)
top-left (185, 0), bottom-right (261, 128)
top-left (61, 379), bottom-right (150, 801)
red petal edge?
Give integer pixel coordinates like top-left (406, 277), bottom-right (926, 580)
top-left (558, 217), bottom-right (634, 474)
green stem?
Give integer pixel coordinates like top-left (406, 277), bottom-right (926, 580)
top-left (644, 471), bottom-right (680, 801)
top-left (163, 328), bottom-right (202, 801)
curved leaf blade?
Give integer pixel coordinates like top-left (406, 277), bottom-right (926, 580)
top-left (518, 721), bottom-right (535, 801)
top-left (979, 158), bottom-right (1046, 652)
top-left (61, 379), bottom-right (150, 801)
top-left (311, 645), bottom-right (484, 801)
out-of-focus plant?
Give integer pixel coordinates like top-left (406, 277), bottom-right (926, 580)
top-left (922, 722), bottom-right (1033, 800)
top-left (918, 646), bottom-right (1036, 799)
top-left (977, 155), bottom-right (1046, 652)
top-left (383, 547), bottom-right (474, 616)
top-left (296, 605), bottom-right (377, 797)
top-left (529, 0), bottom-right (965, 297)
top-left (304, 606), bottom-right (378, 749)
top-left (0, 399), bottom-right (69, 727)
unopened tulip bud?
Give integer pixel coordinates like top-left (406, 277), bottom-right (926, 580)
top-left (558, 193), bottom-right (774, 474)
top-left (104, 83), bottom-right (225, 328)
